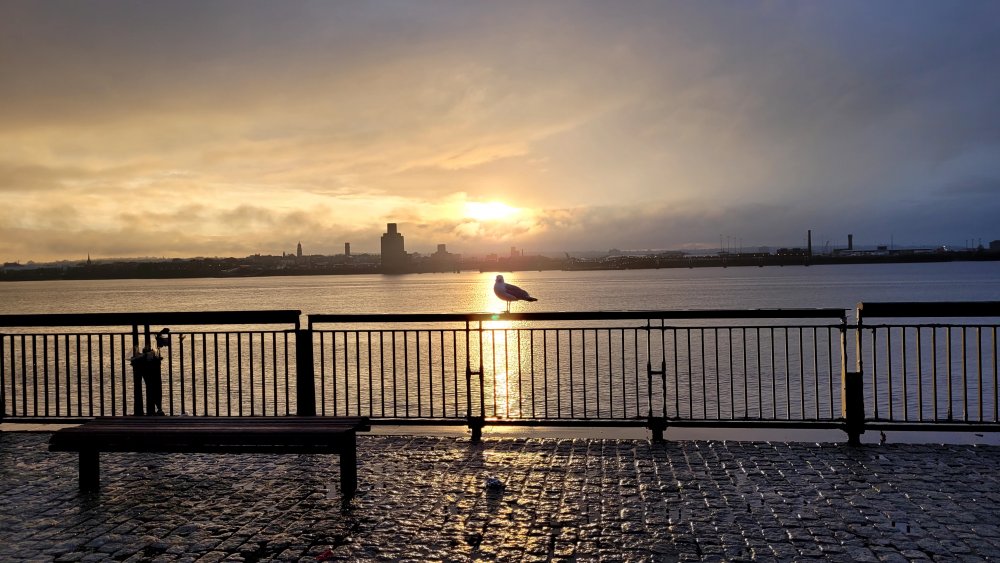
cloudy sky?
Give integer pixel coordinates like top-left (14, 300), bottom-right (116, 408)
top-left (2, 1), bottom-right (999, 262)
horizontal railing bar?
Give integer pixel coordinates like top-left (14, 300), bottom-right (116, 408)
top-left (0, 417), bottom-right (95, 425)
top-left (866, 422), bottom-right (1000, 432)
top-left (858, 301), bottom-right (1000, 319)
top-left (366, 418), bottom-right (848, 429)
top-left (0, 329), bottom-right (294, 338)
top-left (312, 323), bottom-right (844, 333)
top-left (652, 420), bottom-right (847, 429)
top-left (0, 310), bottom-right (302, 329)
top-left (309, 309), bottom-right (847, 327)
top-left (8, 416), bottom-right (997, 431)
top-left (860, 323), bottom-right (1000, 329)
top-left (8, 417), bottom-right (997, 433)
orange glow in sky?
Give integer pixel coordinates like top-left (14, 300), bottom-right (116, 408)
top-left (1, 3), bottom-right (998, 262)
top-left (463, 202), bottom-right (519, 222)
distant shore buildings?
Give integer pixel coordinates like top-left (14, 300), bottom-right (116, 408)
top-left (3, 221), bottom-right (999, 281)
top-left (379, 223), bottom-right (459, 273)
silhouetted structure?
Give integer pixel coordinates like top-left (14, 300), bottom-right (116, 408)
top-left (380, 223), bottom-right (408, 273)
top-left (429, 244), bottom-right (459, 272)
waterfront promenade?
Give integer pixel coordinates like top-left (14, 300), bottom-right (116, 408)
top-left (2, 429), bottom-right (999, 562)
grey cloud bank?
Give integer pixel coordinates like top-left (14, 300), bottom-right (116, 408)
top-left (1, 1), bottom-right (998, 261)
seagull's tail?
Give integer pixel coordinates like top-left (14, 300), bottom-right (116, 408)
top-left (524, 296), bottom-right (538, 302)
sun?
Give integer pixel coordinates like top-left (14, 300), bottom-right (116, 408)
top-left (463, 201), bottom-right (519, 222)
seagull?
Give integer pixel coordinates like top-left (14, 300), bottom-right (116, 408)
top-left (493, 274), bottom-right (537, 313)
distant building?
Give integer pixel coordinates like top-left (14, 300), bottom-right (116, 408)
top-left (297, 242), bottom-right (302, 258)
top-left (657, 251), bottom-right (687, 259)
top-left (345, 242), bottom-right (351, 257)
top-left (775, 247), bottom-right (807, 257)
top-left (430, 244), bottom-right (459, 272)
top-left (380, 223), bottom-right (408, 273)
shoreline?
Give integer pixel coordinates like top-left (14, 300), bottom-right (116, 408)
top-left (3, 251), bottom-right (998, 283)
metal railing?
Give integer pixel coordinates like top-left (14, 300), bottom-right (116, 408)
top-left (850, 302), bottom-right (1000, 439)
top-left (307, 310), bottom-right (848, 439)
top-left (0, 311), bottom-right (301, 420)
top-left (3, 304), bottom-right (1000, 443)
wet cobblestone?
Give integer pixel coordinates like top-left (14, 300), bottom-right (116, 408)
top-left (1, 432), bottom-right (999, 561)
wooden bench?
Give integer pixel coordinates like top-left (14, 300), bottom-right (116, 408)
top-left (49, 416), bottom-right (370, 498)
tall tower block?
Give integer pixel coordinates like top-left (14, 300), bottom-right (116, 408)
top-left (380, 223), bottom-right (407, 273)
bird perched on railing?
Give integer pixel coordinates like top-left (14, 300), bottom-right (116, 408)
top-left (493, 275), bottom-right (537, 313)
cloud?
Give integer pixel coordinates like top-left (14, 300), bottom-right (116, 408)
top-left (934, 176), bottom-right (1000, 198)
top-left (0, 162), bottom-right (86, 192)
top-left (2, 1), bottom-right (1000, 262)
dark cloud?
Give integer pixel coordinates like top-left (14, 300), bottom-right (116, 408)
top-left (936, 177), bottom-right (1000, 197)
top-left (0, 162), bottom-right (81, 192)
top-left (2, 1), bottom-right (999, 261)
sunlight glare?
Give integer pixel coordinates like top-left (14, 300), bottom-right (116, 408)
top-left (464, 201), bottom-right (519, 222)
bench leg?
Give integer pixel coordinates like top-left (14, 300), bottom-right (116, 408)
top-left (340, 443), bottom-right (357, 499)
top-left (80, 450), bottom-right (99, 492)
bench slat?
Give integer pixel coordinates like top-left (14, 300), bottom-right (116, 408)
top-left (64, 416), bottom-right (370, 430)
top-left (48, 416), bottom-right (365, 498)
top-left (52, 428), bottom-right (357, 437)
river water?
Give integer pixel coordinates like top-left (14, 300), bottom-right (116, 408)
top-left (3, 262), bottom-right (999, 444)
top-left (2, 261), bottom-right (999, 315)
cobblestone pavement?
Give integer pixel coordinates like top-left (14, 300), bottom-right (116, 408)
top-left (2, 432), bottom-right (999, 562)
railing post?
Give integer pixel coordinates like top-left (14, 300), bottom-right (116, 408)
top-left (130, 324), bottom-right (142, 415)
top-left (646, 320), bottom-right (667, 443)
top-left (1, 334), bottom-right (6, 422)
top-left (468, 416), bottom-right (484, 442)
top-left (842, 371), bottom-right (865, 446)
top-left (465, 320), bottom-right (486, 442)
top-left (842, 309), bottom-right (865, 445)
top-left (296, 328), bottom-right (316, 416)
top-left (647, 417), bottom-right (666, 443)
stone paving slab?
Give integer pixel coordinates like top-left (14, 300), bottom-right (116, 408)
top-left (1, 432), bottom-right (999, 562)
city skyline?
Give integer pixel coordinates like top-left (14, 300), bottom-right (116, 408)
top-left (4, 216), bottom-right (999, 267)
top-left (8, 227), bottom-right (997, 269)
top-left (2, 2), bottom-right (999, 263)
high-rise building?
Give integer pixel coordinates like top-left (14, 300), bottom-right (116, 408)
top-left (296, 242), bottom-right (302, 258)
top-left (430, 243), bottom-right (459, 272)
top-left (380, 223), bottom-right (407, 273)
top-left (345, 242), bottom-right (351, 257)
